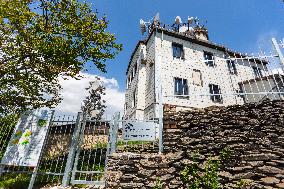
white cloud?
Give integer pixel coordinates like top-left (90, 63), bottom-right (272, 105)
top-left (256, 30), bottom-right (280, 54)
top-left (54, 72), bottom-right (125, 119)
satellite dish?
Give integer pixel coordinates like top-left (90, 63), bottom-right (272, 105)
top-left (194, 17), bottom-right (200, 26)
top-left (188, 17), bottom-right (194, 25)
top-left (175, 16), bottom-right (182, 25)
top-left (140, 19), bottom-right (147, 35)
top-left (188, 27), bottom-right (194, 34)
top-left (179, 26), bottom-right (187, 33)
top-left (153, 12), bottom-right (160, 25)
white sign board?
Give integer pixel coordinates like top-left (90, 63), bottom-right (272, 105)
top-left (122, 121), bottom-right (158, 141)
top-left (1, 110), bottom-right (53, 167)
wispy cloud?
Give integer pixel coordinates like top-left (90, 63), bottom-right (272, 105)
top-left (256, 30), bottom-right (280, 54)
top-left (54, 72), bottom-right (125, 119)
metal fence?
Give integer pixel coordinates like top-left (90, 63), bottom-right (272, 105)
top-left (0, 112), bottom-right (112, 188)
top-left (0, 111), bottom-right (160, 188)
top-left (163, 38), bottom-right (284, 107)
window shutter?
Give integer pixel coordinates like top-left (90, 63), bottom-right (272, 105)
top-left (209, 84), bottom-right (214, 101)
top-left (183, 79), bottom-right (188, 95)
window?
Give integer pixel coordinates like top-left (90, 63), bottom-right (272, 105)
top-left (172, 43), bottom-right (184, 59)
top-left (209, 84), bottom-right (222, 102)
top-left (227, 60), bottom-right (237, 74)
top-left (192, 69), bottom-right (203, 86)
top-left (132, 89), bottom-right (136, 108)
top-left (204, 51), bottom-right (214, 67)
top-left (252, 66), bottom-right (263, 78)
top-left (174, 78), bottom-right (188, 96)
top-left (237, 84), bottom-right (246, 102)
top-left (132, 67), bottom-right (135, 79)
top-left (126, 78), bottom-right (129, 89)
top-left (128, 75), bottom-right (131, 87)
top-left (134, 63), bottom-right (137, 74)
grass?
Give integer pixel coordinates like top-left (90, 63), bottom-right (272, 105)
top-left (0, 173), bottom-right (31, 189)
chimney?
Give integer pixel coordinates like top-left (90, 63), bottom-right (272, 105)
top-left (194, 27), bottom-right (209, 41)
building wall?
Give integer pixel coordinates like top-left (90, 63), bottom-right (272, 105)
top-left (124, 44), bottom-right (142, 120)
top-left (143, 35), bottom-right (156, 120)
top-left (124, 35), bottom-right (157, 120)
top-left (124, 31), bottom-right (270, 120)
top-left (154, 32), bottom-right (267, 112)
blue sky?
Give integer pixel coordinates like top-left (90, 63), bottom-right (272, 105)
top-left (55, 0), bottom-right (283, 116)
top-left (88, 0), bottom-right (284, 90)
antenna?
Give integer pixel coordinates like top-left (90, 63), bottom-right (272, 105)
top-left (175, 16), bottom-right (182, 25)
top-left (194, 17), bottom-right (200, 26)
top-left (140, 19), bottom-right (147, 35)
top-left (153, 12), bottom-right (160, 25)
top-left (188, 16), bottom-right (194, 25)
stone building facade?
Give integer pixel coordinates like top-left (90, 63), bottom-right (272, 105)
top-left (124, 24), bottom-right (284, 120)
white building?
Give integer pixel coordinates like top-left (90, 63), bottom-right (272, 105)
top-left (123, 18), bottom-right (284, 120)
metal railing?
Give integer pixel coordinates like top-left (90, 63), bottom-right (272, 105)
top-left (0, 111), bottom-right (111, 188)
top-left (163, 51), bottom-right (284, 107)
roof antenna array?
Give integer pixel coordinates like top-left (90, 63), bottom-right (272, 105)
top-left (139, 12), bottom-right (160, 35)
top-left (175, 16), bottom-right (182, 25)
top-left (139, 19), bottom-right (147, 35)
top-left (153, 12), bottom-right (160, 26)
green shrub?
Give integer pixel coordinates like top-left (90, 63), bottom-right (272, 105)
top-left (153, 177), bottom-right (163, 189)
top-left (0, 174), bottom-right (30, 189)
top-left (181, 158), bottom-right (220, 189)
top-left (181, 148), bottom-right (235, 189)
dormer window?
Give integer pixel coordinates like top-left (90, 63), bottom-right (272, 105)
top-left (204, 51), bottom-right (214, 67)
top-left (172, 43), bottom-right (184, 59)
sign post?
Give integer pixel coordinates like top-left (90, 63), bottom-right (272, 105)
top-left (122, 121), bottom-right (158, 141)
top-left (1, 110), bottom-right (54, 167)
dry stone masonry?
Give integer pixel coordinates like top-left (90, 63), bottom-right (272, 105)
top-left (106, 100), bottom-right (284, 188)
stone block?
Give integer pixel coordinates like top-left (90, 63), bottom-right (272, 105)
top-left (260, 177), bottom-right (280, 185)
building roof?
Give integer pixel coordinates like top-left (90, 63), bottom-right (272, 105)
top-left (126, 40), bottom-right (146, 75)
top-left (126, 27), bottom-right (268, 75)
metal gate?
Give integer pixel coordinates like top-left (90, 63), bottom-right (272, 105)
top-left (0, 111), bottom-right (111, 188)
top-left (61, 113), bottom-right (110, 187)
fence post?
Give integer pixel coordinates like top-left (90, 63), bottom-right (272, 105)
top-left (62, 112), bottom-right (82, 187)
top-left (272, 38), bottom-right (284, 69)
top-left (110, 112), bottom-right (120, 154)
top-left (158, 85), bottom-right (164, 154)
top-left (28, 110), bottom-right (55, 189)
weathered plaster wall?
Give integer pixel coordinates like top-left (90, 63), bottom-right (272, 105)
top-left (156, 32), bottom-right (266, 110)
top-left (125, 30), bottom-right (271, 120)
top-left (124, 34), bottom-right (156, 120)
top-left (106, 100), bottom-right (284, 189)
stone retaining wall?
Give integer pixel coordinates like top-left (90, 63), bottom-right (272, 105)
top-left (106, 100), bottom-right (284, 188)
